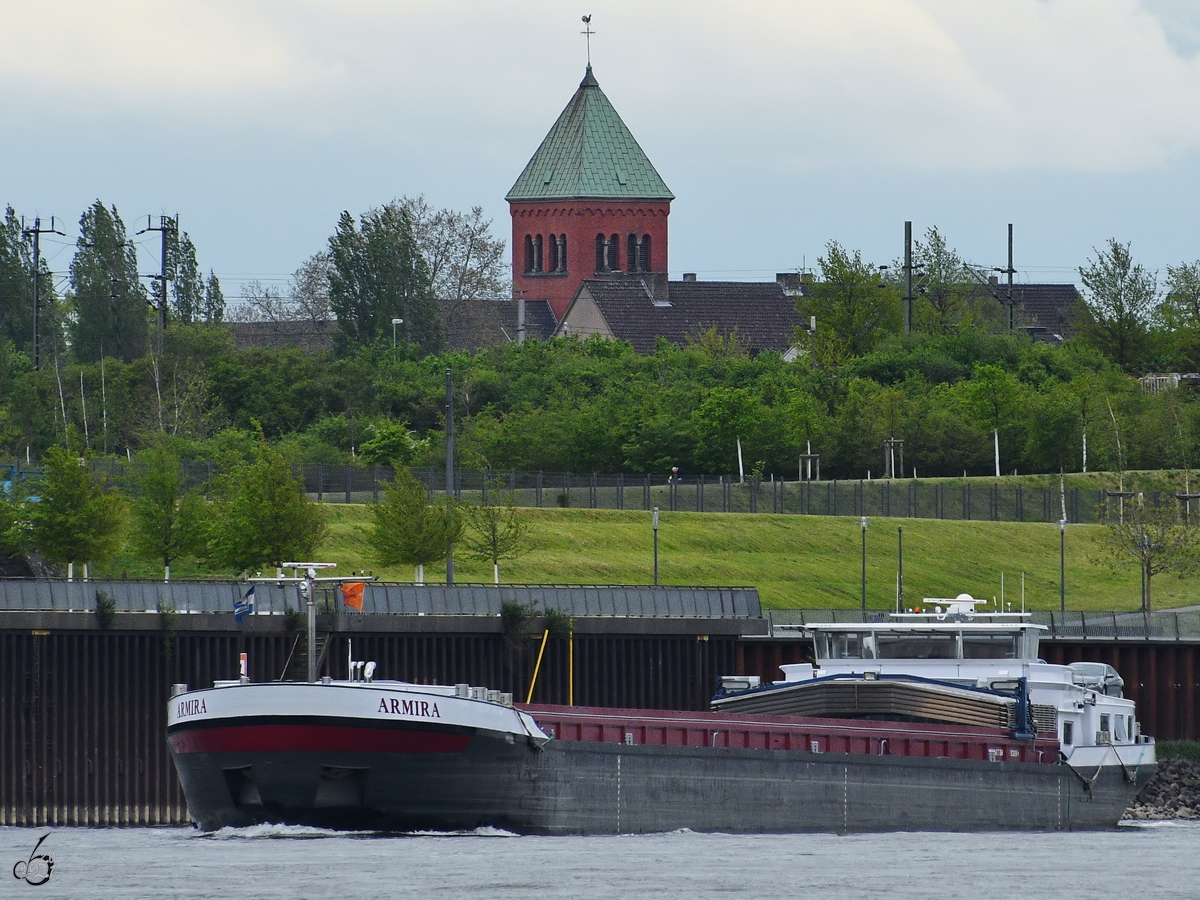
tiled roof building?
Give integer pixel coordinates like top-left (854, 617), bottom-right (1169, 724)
top-left (969, 278), bottom-right (1080, 344)
top-left (438, 299), bottom-right (557, 352)
top-left (557, 276), bottom-right (805, 356)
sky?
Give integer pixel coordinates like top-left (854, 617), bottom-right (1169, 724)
top-left (4, 0), bottom-right (1200, 305)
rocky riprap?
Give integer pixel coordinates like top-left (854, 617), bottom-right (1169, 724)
top-left (1124, 758), bottom-right (1200, 820)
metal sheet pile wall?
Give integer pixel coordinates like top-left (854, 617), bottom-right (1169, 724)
top-left (0, 627), bottom-right (738, 826)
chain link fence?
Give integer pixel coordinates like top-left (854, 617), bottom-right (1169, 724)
top-left (766, 608), bottom-right (1200, 641)
top-left (8, 460), bottom-right (1183, 525)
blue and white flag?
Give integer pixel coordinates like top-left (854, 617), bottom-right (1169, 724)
top-left (234, 585), bottom-right (255, 624)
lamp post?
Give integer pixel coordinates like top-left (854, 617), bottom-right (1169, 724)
top-left (897, 525), bottom-right (903, 614)
top-left (1059, 519), bottom-right (1066, 614)
top-left (860, 516), bottom-right (868, 617)
top-left (652, 507), bottom-right (660, 586)
top-left (391, 318), bottom-right (404, 354)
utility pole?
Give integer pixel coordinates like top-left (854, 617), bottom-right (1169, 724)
top-left (137, 215), bottom-right (176, 331)
top-left (445, 368), bottom-right (455, 585)
top-left (21, 217), bottom-right (65, 370)
top-left (993, 223), bottom-right (1016, 332)
top-left (902, 221), bottom-right (913, 335)
top-left (1007, 224), bottom-right (1014, 331)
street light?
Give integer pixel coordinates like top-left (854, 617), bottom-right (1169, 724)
top-left (1059, 519), bottom-right (1067, 614)
top-left (391, 318), bottom-right (404, 350)
top-left (860, 517), bottom-right (869, 617)
top-left (652, 507), bottom-right (660, 586)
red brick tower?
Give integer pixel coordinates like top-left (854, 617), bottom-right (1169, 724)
top-left (506, 66), bottom-right (674, 320)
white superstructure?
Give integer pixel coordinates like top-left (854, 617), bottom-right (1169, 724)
top-left (774, 595), bottom-right (1155, 773)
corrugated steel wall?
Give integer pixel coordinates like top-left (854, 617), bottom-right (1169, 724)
top-left (0, 628), bottom-right (737, 826)
top-left (4, 626), bottom-right (1195, 828)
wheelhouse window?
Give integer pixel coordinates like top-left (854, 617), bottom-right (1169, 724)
top-left (1114, 716), bottom-right (1126, 741)
top-left (961, 633), bottom-right (1020, 659)
top-left (814, 632), bottom-right (866, 660)
top-left (1062, 720), bottom-right (1074, 745)
top-left (875, 632), bottom-right (958, 660)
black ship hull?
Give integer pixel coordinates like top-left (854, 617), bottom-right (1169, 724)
top-left (170, 715), bottom-right (1153, 834)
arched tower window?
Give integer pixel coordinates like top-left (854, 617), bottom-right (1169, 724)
top-left (639, 235), bottom-right (652, 273)
top-left (627, 234), bottom-right (639, 272)
top-left (524, 235), bottom-right (534, 274)
top-left (596, 234), bottom-right (607, 273)
top-left (549, 234), bottom-right (559, 273)
top-left (608, 234), bottom-right (620, 272)
top-left (533, 235), bottom-right (543, 273)
top-left (558, 235), bottom-right (567, 272)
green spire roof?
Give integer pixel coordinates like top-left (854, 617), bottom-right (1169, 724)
top-left (506, 66), bottom-right (674, 202)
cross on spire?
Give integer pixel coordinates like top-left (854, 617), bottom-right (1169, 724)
top-left (581, 15), bottom-right (594, 66)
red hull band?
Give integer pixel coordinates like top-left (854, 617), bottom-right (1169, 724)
top-left (169, 723), bottom-right (473, 755)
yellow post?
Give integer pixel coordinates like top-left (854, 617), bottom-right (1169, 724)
top-left (526, 629), bottom-right (551, 704)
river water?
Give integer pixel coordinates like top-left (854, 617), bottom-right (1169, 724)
top-left (4, 822), bottom-right (1198, 899)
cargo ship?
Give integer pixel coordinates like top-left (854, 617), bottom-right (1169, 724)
top-left (167, 594), bottom-right (1155, 834)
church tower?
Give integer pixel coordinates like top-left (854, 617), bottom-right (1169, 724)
top-left (506, 66), bottom-right (673, 320)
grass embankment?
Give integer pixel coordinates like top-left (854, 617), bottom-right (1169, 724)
top-left (100, 506), bottom-right (1196, 612)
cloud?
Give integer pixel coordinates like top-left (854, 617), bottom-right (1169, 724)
top-left (0, 1), bottom-right (337, 116)
top-left (638, 0), bottom-right (1200, 172)
top-left (3, 0), bottom-right (1199, 174)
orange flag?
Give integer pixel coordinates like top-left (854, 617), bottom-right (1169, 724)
top-left (339, 582), bottom-right (365, 611)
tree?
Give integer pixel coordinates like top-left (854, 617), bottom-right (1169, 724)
top-left (1100, 497), bottom-right (1200, 618)
top-left (358, 420), bottom-right (422, 467)
top-left (1158, 260), bottom-right (1200, 368)
top-left (328, 204), bottom-right (442, 351)
top-left (0, 476), bottom-right (32, 559)
top-left (798, 241), bottom-right (900, 364)
top-left (127, 445), bottom-right (206, 580)
top-left (170, 231), bottom-right (204, 325)
top-left (963, 364), bottom-right (1023, 478)
top-left (69, 201), bottom-right (149, 363)
top-left (227, 256), bottom-right (332, 326)
top-left (203, 270), bottom-right (225, 323)
top-left (29, 445), bottom-right (127, 578)
top-left (910, 227), bottom-right (971, 333)
top-left (0, 206), bottom-right (54, 360)
top-left (206, 436), bottom-right (328, 573)
top-left (227, 279), bottom-right (292, 323)
top-left (290, 251), bottom-right (334, 324)
top-left (1023, 383), bottom-right (1082, 474)
top-left (396, 197), bottom-right (508, 337)
top-left (1074, 239), bottom-right (1156, 369)
top-left (460, 477), bottom-right (530, 584)
top-left (365, 466), bottom-right (461, 584)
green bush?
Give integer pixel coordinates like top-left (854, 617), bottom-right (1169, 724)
top-left (1156, 740), bottom-right (1200, 762)
top-left (543, 607), bottom-right (573, 637)
top-left (95, 590), bottom-right (117, 629)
